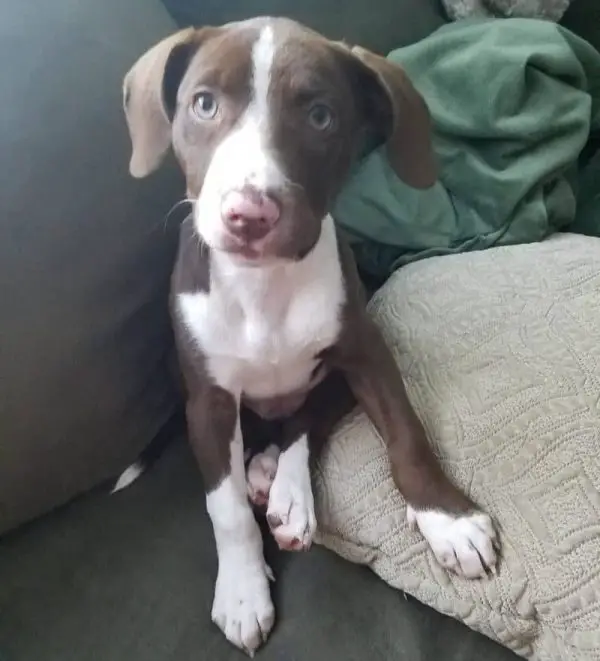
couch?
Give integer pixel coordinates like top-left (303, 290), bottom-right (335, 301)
top-left (1, 0), bottom-right (598, 659)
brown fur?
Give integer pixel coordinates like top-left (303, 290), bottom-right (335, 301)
top-left (126, 17), bottom-right (478, 525)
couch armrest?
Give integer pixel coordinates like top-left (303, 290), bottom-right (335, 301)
top-left (0, 0), bottom-right (182, 533)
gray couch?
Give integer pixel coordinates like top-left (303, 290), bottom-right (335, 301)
top-left (0, 0), bottom-right (596, 659)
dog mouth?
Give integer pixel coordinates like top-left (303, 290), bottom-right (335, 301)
top-left (219, 232), bottom-right (270, 262)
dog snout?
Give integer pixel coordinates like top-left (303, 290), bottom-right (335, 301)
top-left (221, 185), bottom-right (281, 242)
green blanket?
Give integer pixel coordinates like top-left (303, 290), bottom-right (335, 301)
top-left (334, 18), bottom-right (600, 282)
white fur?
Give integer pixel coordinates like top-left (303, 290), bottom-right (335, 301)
top-left (267, 435), bottom-right (316, 550)
top-left (179, 33), bottom-right (344, 636)
top-left (180, 23), bottom-right (345, 399)
top-left (207, 418), bottom-right (275, 655)
top-left (183, 218), bottom-right (342, 654)
top-left (406, 506), bottom-right (497, 578)
top-left (251, 24), bottom-right (274, 120)
top-left (194, 24), bottom-right (284, 252)
top-left (111, 461), bottom-right (144, 493)
top-left (178, 214), bottom-right (345, 402)
top-left (246, 445), bottom-right (280, 505)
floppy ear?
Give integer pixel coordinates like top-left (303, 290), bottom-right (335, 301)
top-left (348, 45), bottom-right (437, 189)
top-left (123, 27), bottom-right (203, 178)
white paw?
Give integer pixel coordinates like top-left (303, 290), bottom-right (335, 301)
top-left (246, 445), bottom-right (280, 508)
top-left (407, 506), bottom-right (498, 579)
top-left (211, 558), bottom-right (275, 656)
top-left (266, 448), bottom-right (316, 551)
top-left (267, 478), bottom-right (317, 551)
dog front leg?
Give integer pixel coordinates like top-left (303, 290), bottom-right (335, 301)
top-left (186, 385), bottom-right (275, 655)
top-left (331, 317), bottom-right (499, 579)
top-left (264, 372), bottom-right (355, 552)
top-left (266, 434), bottom-right (316, 552)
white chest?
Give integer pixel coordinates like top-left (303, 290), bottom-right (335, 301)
top-left (177, 217), bottom-right (345, 399)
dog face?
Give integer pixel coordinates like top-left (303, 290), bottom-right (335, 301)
top-left (123, 18), bottom-right (436, 263)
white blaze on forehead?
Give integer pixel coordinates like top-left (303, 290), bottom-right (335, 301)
top-left (251, 24), bottom-right (275, 123)
top-left (243, 23), bottom-right (280, 193)
top-left (193, 22), bottom-right (286, 249)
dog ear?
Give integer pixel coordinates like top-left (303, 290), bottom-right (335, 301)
top-left (347, 45), bottom-right (437, 189)
top-left (123, 27), bottom-right (211, 178)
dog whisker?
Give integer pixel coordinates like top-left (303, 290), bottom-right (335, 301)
top-left (162, 197), bottom-right (194, 233)
top-left (186, 220), bottom-right (208, 259)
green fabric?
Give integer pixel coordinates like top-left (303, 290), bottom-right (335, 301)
top-left (334, 18), bottom-right (600, 282)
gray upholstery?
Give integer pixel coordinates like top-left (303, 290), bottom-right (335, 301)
top-left (562, 0), bottom-right (600, 50)
top-left (0, 0), bottom-right (181, 532)
top-left (0, 436), bottom-right (518, 661)
top-left (161, 0), bottom-right (446, 54)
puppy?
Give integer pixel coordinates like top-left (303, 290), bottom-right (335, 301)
top-left (123, 17), bottom-right (498, 656)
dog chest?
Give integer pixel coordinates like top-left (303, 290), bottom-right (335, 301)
top-left (176, 216), bottom-right (347, 398)
top-left (177, 266), bottom-right (344, 398)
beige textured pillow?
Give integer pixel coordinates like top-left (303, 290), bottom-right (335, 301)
top-left (314, 234), bottom-right (600, 661)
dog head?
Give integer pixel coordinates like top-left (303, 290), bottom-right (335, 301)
top-left (123, 17), bottom-right (436, 263)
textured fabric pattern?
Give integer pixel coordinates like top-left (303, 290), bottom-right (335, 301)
top-left (314, 234), bottom-right (600, 660)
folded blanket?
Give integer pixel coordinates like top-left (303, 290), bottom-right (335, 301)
top-left (334, 19), bottom-right (600, 283)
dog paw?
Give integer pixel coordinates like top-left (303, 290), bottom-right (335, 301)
top-left (407, 506), bottom-right (498, 579)
top-left (246, 445), bottom-right (280, 508)
top-left (212, 558), bottom-right (275, 656)
top-left (267, 471), bottom-right (316, 551)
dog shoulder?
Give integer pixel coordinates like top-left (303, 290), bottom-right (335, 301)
top-left (333, 224), bottom-right (367, 311)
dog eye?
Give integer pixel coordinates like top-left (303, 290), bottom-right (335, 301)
top-left (192, 91), bottom-right (218, 120)
top-left (308, 103), bottom-right (334, 131)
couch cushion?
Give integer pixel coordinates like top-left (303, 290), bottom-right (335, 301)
top-left (161, 0), bottom-right (446, 54)
top-left (315, 234), bottom-right (600, 660)
top-left (0, 0), bottom-right (181, 533)
top-left (0, 434), bottom-right (517, 661)
top-left (562, 0), bottom-right (600, 51)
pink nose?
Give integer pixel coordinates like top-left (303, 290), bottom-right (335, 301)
top-left (221, 186), bottom-right (280, 242)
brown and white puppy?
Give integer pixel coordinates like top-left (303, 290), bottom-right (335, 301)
top-left (123, 17), bottom-right (498, 656)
